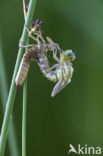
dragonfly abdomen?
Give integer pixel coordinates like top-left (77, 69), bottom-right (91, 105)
top-left (45, 72), bottom-right (57, 82)
top-left (15, 51), bottom-right (31, 87)
top-left (37, 53), bottom-right (57, 82)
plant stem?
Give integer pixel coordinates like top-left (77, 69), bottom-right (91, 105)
top-left (0, 0), bottom-right (36, 155)
top-left (22, 78), bottom-right (27, 156)
top-left (0, 34), bottom-right (20, 156)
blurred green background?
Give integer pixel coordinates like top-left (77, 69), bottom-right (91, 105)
top-left (0, 0), bottom-right (103, 155)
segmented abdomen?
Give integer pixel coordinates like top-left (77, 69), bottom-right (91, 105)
top-left (51, 63), bottom-right (74, 97)
top-left (15, 51), bottom-right (31, 87)
top-left (38, 52), bottom-right (57, 82)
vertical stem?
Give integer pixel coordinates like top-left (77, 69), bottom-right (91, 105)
top-left (22, 1), bottom-right (30, 154)
top-left (0, 0), bottom-right (36, 155)
top-left (22, 78), bottom-right (27, 156)
top-left (0, 34), bottom-right (20, 156)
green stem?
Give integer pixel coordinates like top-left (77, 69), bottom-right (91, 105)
top-left (0, 34), bottom-right (20, 156)
top-left (22, 78), bottom-right (27, 156)
top-left (0, 0), bottom-right (36, 155)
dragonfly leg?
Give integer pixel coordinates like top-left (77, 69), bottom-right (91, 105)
top-left (24, 25), bottom-right (39, 42)
top-left (19, 43), bottom-right (35, 48)
top-left (53, 50), bottom-right (60, 62)
top-left (46, 64), bottom-right (59, 72)
top-left (34, 32), bottom-right (46, 44)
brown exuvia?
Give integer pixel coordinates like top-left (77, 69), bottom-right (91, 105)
top-left (15, 46), bottom-right (39, 88)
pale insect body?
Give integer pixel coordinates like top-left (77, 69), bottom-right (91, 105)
top-left (15, 24), bottom-right (76, 97)
top-left (37, 49), bottom-right (57, 82)
top-left (28, 32), bottom-right (75, 97)
top-left (51, 62), bottom-right (74, 97)
top-left (36, 44), bottom-right (75, 96)
top-left (29, 35), bottom-right (60, 82)
top-left (51, 50), bottom-right (75, 97)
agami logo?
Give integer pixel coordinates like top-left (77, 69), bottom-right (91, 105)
top-left (68, 144), bottom-right (102, 155)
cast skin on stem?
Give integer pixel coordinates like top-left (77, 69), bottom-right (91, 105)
top-left (0, 0), bottom-right (36, 155)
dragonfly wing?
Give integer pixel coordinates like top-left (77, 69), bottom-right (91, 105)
top-left (51, 80), bottom-right (71, 97)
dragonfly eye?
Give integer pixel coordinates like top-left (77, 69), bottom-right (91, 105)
top-left (67, 53), bottom-right (72, 56)
top-left (67, 52), bottom-right (75, 56)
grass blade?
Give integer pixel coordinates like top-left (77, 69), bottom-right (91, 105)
top-left (0, 33), bottom-right (20, 156)
top-left (0, 0), bottom-right (36, 155)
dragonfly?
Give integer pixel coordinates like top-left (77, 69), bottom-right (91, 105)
top-left (15, 22), bottom-right (76, 96)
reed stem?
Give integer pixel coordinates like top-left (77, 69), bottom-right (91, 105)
top-left (0, 34), bottom-right (20, 156)
top-left (0, 0), bottom-right (36, 155)
top-left (22, 78), bottom-right (27, 156)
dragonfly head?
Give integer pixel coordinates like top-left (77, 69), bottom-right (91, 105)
top-left (61, 50), bottom-right (76, 62)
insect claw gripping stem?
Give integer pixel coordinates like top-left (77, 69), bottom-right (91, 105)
top-left (19, 37), bottom-right (34, 48)
top-left (16, 20), bottom-right (76, 97)
top-left (19, 43), bottom-right (35, 48)
top-left (24, 25), bottom-right (38, 42)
